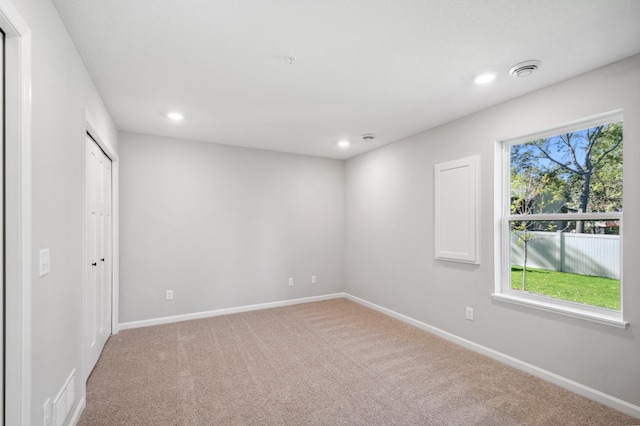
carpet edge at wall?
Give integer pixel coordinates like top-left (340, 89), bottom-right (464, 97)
top-left (116, 292), bottom-right (640, 421)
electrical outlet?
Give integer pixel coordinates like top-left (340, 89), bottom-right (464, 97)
top-left (43, 398), bottom-right (52, 426)
top-left (288, 278), bottom-right (294, 286)
top-left (466, 307), bottom-right (474, 321)
top-left (166, 290), bottom-right (173, 300)
top-left (311, 275), bottom-right (317, 284)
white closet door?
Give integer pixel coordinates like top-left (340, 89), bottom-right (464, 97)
top-left (85, 134), bottom-right (112, 380)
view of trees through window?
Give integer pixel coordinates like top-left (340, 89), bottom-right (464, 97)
top-left (508, 120), bottom-right (623, 310)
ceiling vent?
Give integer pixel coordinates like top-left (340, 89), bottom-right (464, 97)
top-left (509, 60), bottom-right (541, 78)
top-left (361, 134), bottom-right (376, 142)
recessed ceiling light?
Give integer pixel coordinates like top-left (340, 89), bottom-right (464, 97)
top-left (338, 140), bottom-right (350, 148)
top-left (474, 72), bottom-right (496, 85)
top-left (167, 112), bottom-right (184, 121)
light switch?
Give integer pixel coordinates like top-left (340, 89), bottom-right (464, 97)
top-left (39, 249), bottom-right (51, 277)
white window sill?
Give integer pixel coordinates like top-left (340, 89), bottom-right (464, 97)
top-left (492, 292), bottom-right (628, 329)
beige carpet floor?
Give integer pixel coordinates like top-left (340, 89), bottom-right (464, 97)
top-left (79, 299), bottom-right (639, 425)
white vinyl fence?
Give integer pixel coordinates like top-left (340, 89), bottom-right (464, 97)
top-left (510, 231), bottom-right (620, 279)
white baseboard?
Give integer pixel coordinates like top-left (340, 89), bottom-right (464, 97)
top-left (69, 397), bottom-right (86, 426)
top-left (118, 293), bottom-right (347, 331)
top-left (344, 293), bottom-right (640, 421)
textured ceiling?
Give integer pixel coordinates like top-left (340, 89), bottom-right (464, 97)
top-left (53, 0), bottom-right (640, 159)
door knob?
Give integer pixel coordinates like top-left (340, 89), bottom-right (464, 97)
top-left (91, 262), bottom-right (97, 266)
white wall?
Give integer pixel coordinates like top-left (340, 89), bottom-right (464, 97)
top-left (118, 132), bottom-right (344, 323)
top-left (345, 55), bottom-right (640, 407)
top-left (11, 0), bottom-right (118, 423)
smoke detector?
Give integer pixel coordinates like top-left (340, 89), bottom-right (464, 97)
top-left (509, 60), bottom-right (541, 78)
top-left (361, 134), bottom-right (376, 142)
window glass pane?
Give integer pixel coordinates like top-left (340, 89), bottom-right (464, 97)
top-left (510, 122), bottom-right (623, 217)
top-left (509, 220), bottom-right (620, 310)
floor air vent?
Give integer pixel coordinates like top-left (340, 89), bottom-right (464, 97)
top-left (53, 370), bottom-right (76, 426)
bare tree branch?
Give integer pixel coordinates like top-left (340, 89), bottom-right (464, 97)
top-left (533, 140), bottom-right (583, 175)
top-left (585, 126), bottom-right (603, 163)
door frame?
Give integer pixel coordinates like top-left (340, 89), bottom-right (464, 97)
top-left (0, 0), bottom-right (31, 425)
top-left (81, 110), bottom-right (119, 389)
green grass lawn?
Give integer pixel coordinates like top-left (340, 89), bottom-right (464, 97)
top-left (510, 266), bottom-right (620, 310)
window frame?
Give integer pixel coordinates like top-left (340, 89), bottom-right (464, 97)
top-left (493, 111), bottom-right (628, 328)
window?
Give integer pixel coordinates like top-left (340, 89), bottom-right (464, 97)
top-left (494, 111), bottom-right (627, 328)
